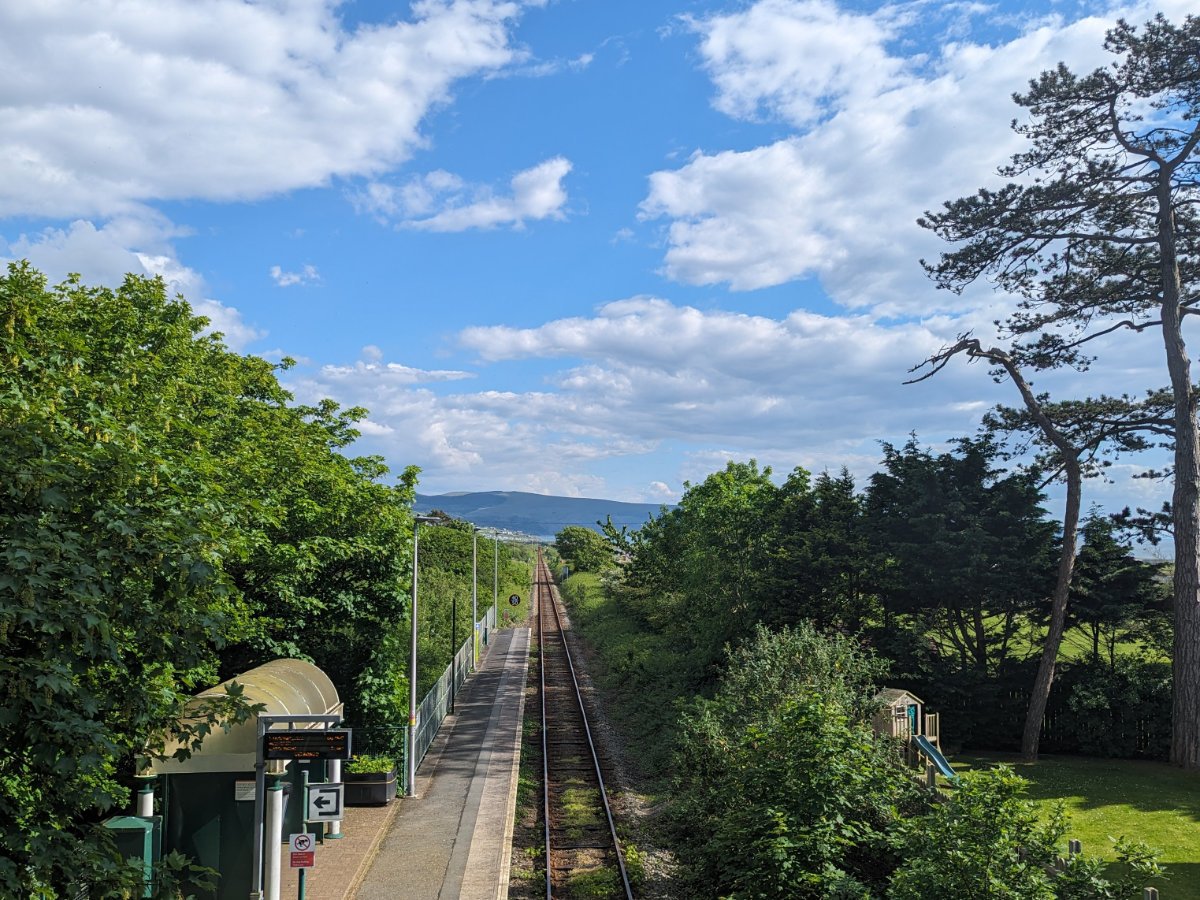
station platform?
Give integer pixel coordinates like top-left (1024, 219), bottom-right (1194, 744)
top-left (278, 626), bottom-right (531, 899)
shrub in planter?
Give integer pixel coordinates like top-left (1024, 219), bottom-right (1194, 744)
top-left (344, 754), bottom-right (398, 806)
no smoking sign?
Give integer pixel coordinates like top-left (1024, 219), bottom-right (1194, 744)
top-left (289, 832), bottom-right (315, 868)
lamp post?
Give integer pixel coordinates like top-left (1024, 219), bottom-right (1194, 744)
top-left (471, 529), bottom-right (478, 670)
top-left (449, 557), bottom-right (458, 715)
top-left (493, 530), bottom-right (499, 613)
top-left (409, 515), bottom-right (440, 798)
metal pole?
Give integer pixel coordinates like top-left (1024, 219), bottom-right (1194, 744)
top-left (472, 531), bottom-right (480, 668)
top-left (265, 775), bottom-right (284, 900)
top-left (450, 582), bottom-right (458, 714)
top-left (296, 768), bottom-right (308, 900)
top-left (326, 758), bottom-right (342, 839)
top-left (408, 521), bottom-right (420, 798)
top-left (250, 722), bottom-right (267, 899)
top-left (493, 531), bottom-right (499, 613)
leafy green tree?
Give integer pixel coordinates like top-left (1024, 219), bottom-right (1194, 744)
top-left (213, 399), bottom-right (417, 756)
top-left (866, 436), bottom-right (1057, 672)
top-left (1069, 515), bottom-right (1166, 668)
top-left (0, 262), bottom-right (421, 888)
top-left (890, 767), bottom-right (1063, 899)
top-left (554, 524), bottom-right (612, 573)
top-left (413, 524), bottom-right (492, 692)
top-left (671, 624), bottom-right (923, 898)
top-left (621, 460), bottom-right (779, 678)
top-left (764, 468), bottom-right (881, 631)
top-left (0, 264), bottom-right (256, 893)
top-left (917, 13), bottom-right (1200, 766)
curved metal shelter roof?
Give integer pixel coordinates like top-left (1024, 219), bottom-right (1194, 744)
top-left (151, 658), bottom-right (342, 775)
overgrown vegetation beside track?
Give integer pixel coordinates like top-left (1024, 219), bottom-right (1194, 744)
top-left (557, 571), bottom-right (690, 780)
top-left (558, 571), bottom-right (1163, 898)
top-left (554, 438), bottom-right (1177, 894)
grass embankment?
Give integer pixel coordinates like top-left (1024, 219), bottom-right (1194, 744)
top-left (556, 571), bottom-right (691, 781)
top-left (957, 754), bottom-right (1200, 899)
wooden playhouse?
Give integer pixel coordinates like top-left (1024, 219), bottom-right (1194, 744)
top-left (873, 687), bottom-right (936, 743)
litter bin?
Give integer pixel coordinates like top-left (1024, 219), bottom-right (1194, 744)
top-left (103, 815), bottom-right (161, 898)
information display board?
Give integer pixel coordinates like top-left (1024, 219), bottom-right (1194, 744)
top-left (263, 728), bottom-right (351, 760)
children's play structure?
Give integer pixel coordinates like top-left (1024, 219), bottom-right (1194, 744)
top-left (872, 688), bottom-right (957, 784)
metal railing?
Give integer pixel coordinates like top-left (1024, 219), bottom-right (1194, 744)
top-left (405, 604), bottom-right (498, 790)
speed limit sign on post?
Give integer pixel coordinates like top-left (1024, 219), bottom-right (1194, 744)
top-left (289, 832), bottom-right (315, 868)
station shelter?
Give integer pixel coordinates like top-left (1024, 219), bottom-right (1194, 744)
top-left (145, 659), bottom-right (343, 899)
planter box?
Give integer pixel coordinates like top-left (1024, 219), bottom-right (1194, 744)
top-left (344, 769), bottom-right (397, 806)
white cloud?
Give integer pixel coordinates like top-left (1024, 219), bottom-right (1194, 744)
top-left (283, 291), bottom-right (1173, 504)
top-left (319, 358), bottom-right (476, 385)
top-left (356, 157), bottom-right (572, 231)
top-left (643, 0), bottom-right (1194, 314)
top-left (293, 298), bottom-right (993, 489)
top-left (647, 480), bottom-right (676, 501)
top-left (685, 0), bottom-right (906, 128)
top-left (0, 214), bottom-right (263, 349)
top-left (460, 296), bottom-right (971, 444)
top-left (356, 419), bottom-right (396, 436)
top-left (507, 50), bottom-right (596, 78)
top-left (270, 264), bottom-right (320, 287)
top-left (0, 0), bottom-right (529, 219)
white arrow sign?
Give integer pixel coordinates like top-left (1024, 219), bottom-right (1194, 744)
top-left (305, 783), bottom-right (344, 822)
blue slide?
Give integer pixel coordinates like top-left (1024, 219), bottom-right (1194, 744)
top-left (914, 735), bottom-right (958, 781)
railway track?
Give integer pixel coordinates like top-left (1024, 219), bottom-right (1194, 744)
top-left (535, 550), bottom-right (634, 900)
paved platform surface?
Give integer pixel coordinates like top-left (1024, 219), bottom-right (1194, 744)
top-left (276, 626), bottom-right (530, 900)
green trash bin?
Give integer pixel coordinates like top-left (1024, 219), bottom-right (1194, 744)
top-left (103, 815), bottom-right (161, 898)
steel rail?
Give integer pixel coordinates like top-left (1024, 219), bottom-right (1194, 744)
top-left (539, 554), bottom-right (553, 900)
top-left (537, 550), bottom-right (634, 900)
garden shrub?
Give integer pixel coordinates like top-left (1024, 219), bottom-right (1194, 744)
top-left (889, 767), bottom-right (1161, 900)
top-left (670, 624), bottom-right (925, 898)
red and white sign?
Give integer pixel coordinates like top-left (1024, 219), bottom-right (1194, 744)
top-left (289, 832), bottom-right (315, 868)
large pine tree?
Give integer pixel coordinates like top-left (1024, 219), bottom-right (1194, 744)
top-left (919, 15), bottom-right (1200, 766)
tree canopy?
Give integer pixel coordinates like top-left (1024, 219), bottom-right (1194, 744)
top-left (918, 13), bottom-right (1200, 765)
top-left (0, 263), bottom-right (418, 893)
top-left (553, 524), bottom-right (613, 573)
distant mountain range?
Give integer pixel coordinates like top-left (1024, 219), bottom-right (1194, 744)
top-left (414, 490), bottom-right (669, 540)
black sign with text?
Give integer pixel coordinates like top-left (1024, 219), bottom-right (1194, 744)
top-left (263, 728), bottom-right (351, 760)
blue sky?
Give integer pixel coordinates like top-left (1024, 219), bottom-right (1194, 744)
top-left (0, 0), bottom-right (1188, 523)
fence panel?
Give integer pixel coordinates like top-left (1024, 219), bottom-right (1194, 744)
top-left (409, 604), bottom-right (500, 783)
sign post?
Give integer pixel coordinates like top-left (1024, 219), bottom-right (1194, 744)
top-left (289, 833), bottom-right (314, 900)
top-left (250, 716), bottom-right (347, 900)
top-left (305, 783), bottom-right (344, 823)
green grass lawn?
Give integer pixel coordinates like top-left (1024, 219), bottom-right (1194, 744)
top-left (956, 753), bottom-right (1200, 899)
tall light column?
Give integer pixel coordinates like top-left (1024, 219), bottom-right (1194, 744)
top-left (471, 529), bottom-right (479, 670)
